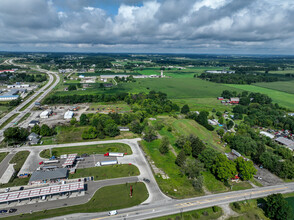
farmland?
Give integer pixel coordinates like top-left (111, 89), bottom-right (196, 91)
top-left (254, 80), bottom-right (294, 94)
top-left (226, 84), bottom-right (294, 110)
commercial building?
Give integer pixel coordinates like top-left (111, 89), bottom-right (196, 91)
top-left (28, 120), bottom-right (40, 127)
top-left (29, 168), bottom-right (68, 184)
top-left (64, 110), bottom-right (74, 119)
top-left (0, 182), bottom-right (84, 204)
top-left (7, 84), bottom-right (30, 89)
top-left (275, 137), bottom-right (294, 150)
top-left (40, 109), bottom-right (53, 119)
top-left (260, 131), bottom-right (275, 139)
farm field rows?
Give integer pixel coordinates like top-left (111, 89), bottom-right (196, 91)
top-left (254, 80), bottom-right (294, 94)
top-left (226, 84), bottom-right (294, 110)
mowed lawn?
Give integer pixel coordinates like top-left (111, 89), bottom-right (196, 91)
top-left (69, 164), bottom-right (139, 180)
top-left (40, 143), bottom-right (132, 158)
top-left (226, 84), bottom-right (294, 110)
top-left (254, 80), bottom-right (294, 94)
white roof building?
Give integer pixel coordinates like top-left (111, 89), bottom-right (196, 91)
top-left (40, 109), bottom-right (52, 119)
top-left (260, 131), bottom-right (275, 139)
top-left (64, 111), bottom-right (74, 119)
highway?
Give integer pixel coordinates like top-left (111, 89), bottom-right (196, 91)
top-left (0, 59), bottom-right (60, 141)
top-left (49, 182), bottom-right (294, 220)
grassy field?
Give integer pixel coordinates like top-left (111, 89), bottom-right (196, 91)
top-left (4, 182), bottom-right (148, 220)
top-left (10, 151), bottom-right (30, 172)
top-left (229, 199), bottom-right (269, 220)
top-left (202, 171), bottom-right (228, 193)
top-left (0, 152), bottom-right (8, 163)
top-left (69, 164), bottom-right (139, 180)
top-left (153, 206), bottom-right (223, 220)
top-left (254, 80), bottom-right (294, 94)
top-left (41, 125), bottom-right (138, 145)
top-left (226, 84), bottom-right (294, 110)
top-left (40, 143), bottom-right (132, 158)
top-left (0, 113), bottom-right (19, 129)
top-left (172, 98), bottom-right (233, 112)
top-left (53, 78), bottom-right (243, 99)
top-left (89, 102), bottom-right (131, 112)
top-left (140, 139), bottom-right (203, 198)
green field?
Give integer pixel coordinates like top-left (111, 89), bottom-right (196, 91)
top-left (89, 102), bottom-right (131, 112)
top-left (202, 171), bottom-right (228, 193)
top-left (40, 125), bottom-right (138, 145)
top-left (140, 139), bottom-right (203, 198)
top-left (255, 80), bottom-right (294, 94)
top-left (226, 84), bottom-right (294, 110)
top-left (5, 182), bottom-right (148, 220)
top-left (69, 164), bottom-right (139, 180)
top-left (172, 98), bottom-right (233, 112)
top-left (40, 143), bottom-right (132, 158)
top-left (153, 206), bottom-right (223, 220)
top-left (53, 78), bottom-right (242, 99)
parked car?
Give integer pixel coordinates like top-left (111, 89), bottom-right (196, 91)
top-left (8, 209), bottom-right (17, 213)
top-left (19, 187), bottom-right (24, 190)
top-left (143, 178), bottom-right (150, 183)
top-left (0, 209), bottom-right (7, 214)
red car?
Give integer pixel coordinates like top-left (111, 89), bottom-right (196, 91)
top-left (39, 161), bottom-right (43, 165)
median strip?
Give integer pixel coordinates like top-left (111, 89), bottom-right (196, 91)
top-left (19, 92), bottom-right (43, 111)
top-left (0, 113), bottom-right (20, 130)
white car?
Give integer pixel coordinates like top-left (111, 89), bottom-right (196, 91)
top-left (108, 210), bottom-right (118, 216)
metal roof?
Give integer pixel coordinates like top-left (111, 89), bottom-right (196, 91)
top-left (275, 137), bottom-right (294, 147)
top-left (29, 168), bottom-right (68, 182)
top-left (0, 182), bottom-right (84, 203)
top-left (62, 154), bottom-right (77, 167)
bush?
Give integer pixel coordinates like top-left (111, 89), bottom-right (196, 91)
top-left (233, 202), bottom-right (241, 210)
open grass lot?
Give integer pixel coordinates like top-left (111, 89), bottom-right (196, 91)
top-left (0, 152), bottom-right (8, 163)
top-left (254, 80), bottom-right (294, 94)
top-left (69, 164), bottom-right (139, 180)
top-left (0, 177), bottom-right (29, 188)
top-left (202, 171), bottom-right (228, 193)
top-left (89, 102), bottom-right (131, 112)
top-left (172, 98), bottom-right (233, 112)
top-left (226, 84), bottom-right (294, 110)
top-left (10, 151), bottom-right (30, 172)
top-left (231, 181), bottom-right (252, 191)
top-left (4, 182), bottom-right (148, 220)
top-left (18, 113), bottom-right (31, 124)
top-left (0, 105), bottom-right (10, 118)
top-left (40, 143), bottom-right (132, 158)
top-left (140, 140), bottom-right (203, 198)
top-left (41, 125), bottom-right (138, 145)
top-left (229, 199), bottom-right (269, 220)
top-left (154, 116), bottom-right (225, 152)
top-left (153, 206), bottom-right (223, 220)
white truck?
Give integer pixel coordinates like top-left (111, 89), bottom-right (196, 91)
top-left (95, 160), bottom-right (118, 167)
top-left (104, 152), bottom-right (125, 157)
top-left (43, 160), bottom-right (59, 164)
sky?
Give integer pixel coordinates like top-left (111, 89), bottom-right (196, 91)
top-left (0, 0), bottom-right (294, 54)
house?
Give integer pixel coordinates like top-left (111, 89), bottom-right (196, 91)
top-left (217, 97), bottom-right (224, 100)
top-left (28, 120), bottom-right (40, 127)
top-left (230, 97), bottom-right (240, 104)
top-left (27, 132), bottom-right (40, 145)
top-left (64, 110), bottom-right (74, 119)
top-left (118, 126), bottom-right (130, 132)
top-left (78, 75), bottom-right (85, 78)
top-left (29, 168), bottom-right (68, 184)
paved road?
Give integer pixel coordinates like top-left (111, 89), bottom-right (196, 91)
top-left (0, 152), bottom-right (15, 181)
top-left (0, 58), bottom-right (60, 141)
top-left (49, 182), bottom-right (294, 220)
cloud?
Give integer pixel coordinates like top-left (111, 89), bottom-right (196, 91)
top-left (0, 0), bottom-right (294, 54)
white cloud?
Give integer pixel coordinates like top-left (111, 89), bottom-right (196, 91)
top-left (0, 0), bottom-right (294, 54)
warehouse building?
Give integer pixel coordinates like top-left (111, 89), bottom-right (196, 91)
top-left (275, 137), bottom-right (294, 150)
top-left (40, 109), bottom-right (53, 119)
top-left (29, 168), bottom-right (68, 184)
top-left (64, 110), bottom-right (74, 119)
